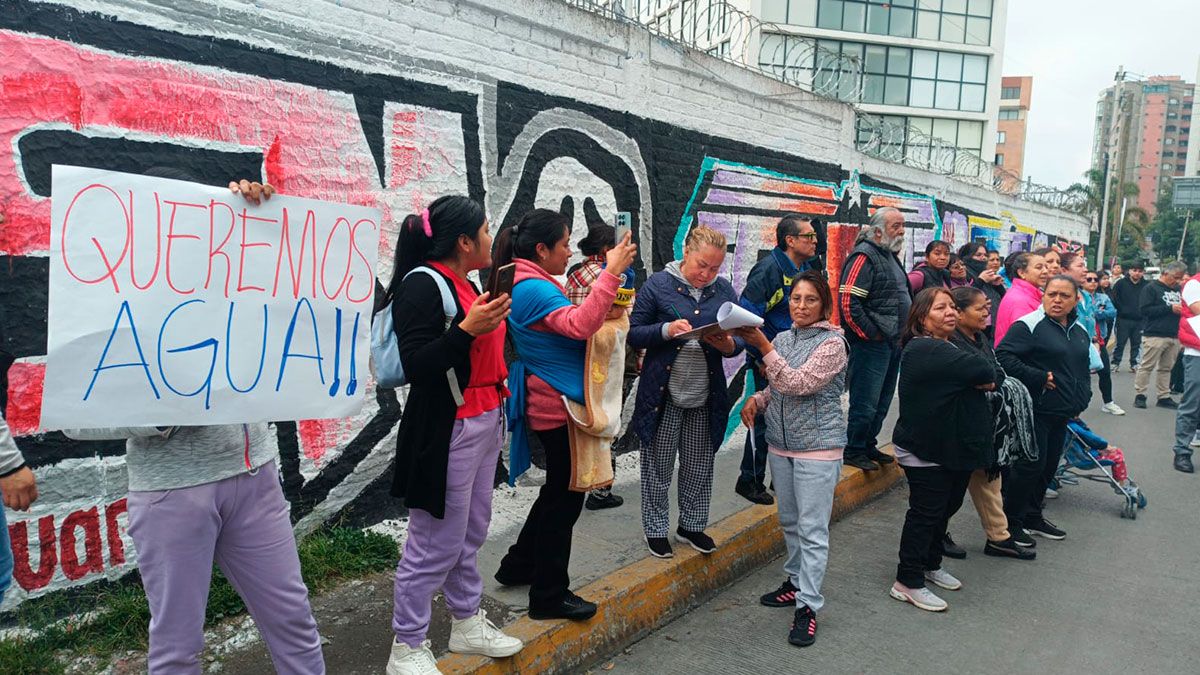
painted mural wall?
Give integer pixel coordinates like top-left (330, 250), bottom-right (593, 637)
top-left (0, 0), bottom-right (1087, 607)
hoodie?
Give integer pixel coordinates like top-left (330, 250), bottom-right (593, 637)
top-left (993, 278), bottom-right (1042, 346)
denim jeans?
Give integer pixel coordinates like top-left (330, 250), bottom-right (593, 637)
top-left (845, 339), bottom-right (902, 459)
top-left (0, 505), bottom-right (11, 604)
top-left (1173, 355), bottom-right (1200, 458)
top-left (739, 367), bottom-right (769, 486)
top-left (1112, 318), bottom-right (1142, 368)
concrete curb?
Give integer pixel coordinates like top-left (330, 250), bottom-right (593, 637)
top-left (438, 450), bottom-right (901, 674)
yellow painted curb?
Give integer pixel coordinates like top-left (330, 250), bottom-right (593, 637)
top-left (439, 449), bottom-right (901, 674)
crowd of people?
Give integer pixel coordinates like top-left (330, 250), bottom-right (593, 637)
top-left (2, 179), bottom-right (1198, 675)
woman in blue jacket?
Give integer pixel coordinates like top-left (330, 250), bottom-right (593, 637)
top-left (629, 225), bottom-right (743, 559)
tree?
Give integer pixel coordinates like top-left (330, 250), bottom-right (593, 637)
top-left (1146, 193), bottom-right (1198, 266)
top-left (1069, 169), bottom-right (1150, 267)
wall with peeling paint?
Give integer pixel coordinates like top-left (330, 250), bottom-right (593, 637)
top-left (0, 0), bottom-right (1087, 608)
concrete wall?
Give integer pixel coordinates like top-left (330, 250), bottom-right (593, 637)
top-left (0, 0), bottom-right (1088, 608)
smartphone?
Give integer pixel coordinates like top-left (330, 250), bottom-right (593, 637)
top-left (614, 211), bottom-right (632, 244)
top-left (488, 263), bottom-right (517, 298)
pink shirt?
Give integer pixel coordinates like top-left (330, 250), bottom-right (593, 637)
top-left (993, 278), bottom-right (1043, 347)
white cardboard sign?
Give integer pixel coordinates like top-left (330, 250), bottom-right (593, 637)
top-left (41, 166), bottom-right (381, 428)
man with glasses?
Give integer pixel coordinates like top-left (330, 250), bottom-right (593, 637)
top-left (1084, 271), bottom-right (1124, 415)
top-left (735, 214), bottom-right (821, 504)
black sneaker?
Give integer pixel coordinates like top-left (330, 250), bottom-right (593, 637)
top-left (585, 490), bottom-right (624, 511)
top-left (867, 448), bottom-right (895, 465)
top-left (675, 527), bottom-right (717, 554)
top-left (494, 565), bottom-right (533, 586)
top-left (760, 578), bottom-right (799, 608)
top-left (1009, 528), bottom-right (1037, 548)
top-left (844, 454), bottom-right (879, 472)
top-left (788, 605), bottom-right (817, 647)
top-left (646, 536), bottom-right (674, 558)
top-left (1024, 519), bottom-right (1066, 540)
top-left (984, 538), bottom-right (1036, 560)
top-left (941, 532), bottom-right (967, 559)
top-left (736, 479), bottom-right (775, 505)
top-left (528, 591), bottom-right (597, 621)
top-left (1157, 397), bottom-right (1179, 409)
top-left (1134, 394), bottom-right (1147, 409)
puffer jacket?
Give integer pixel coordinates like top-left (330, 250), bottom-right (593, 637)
top-left (760, 321), bottom-right (848, 452)
top-left (838, 239), bottom-right (912, 343)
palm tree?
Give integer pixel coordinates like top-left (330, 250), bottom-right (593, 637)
top-left (1068, 169), bottom-right (1150, 261)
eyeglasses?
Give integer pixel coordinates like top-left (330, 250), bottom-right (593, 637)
top-left (1085, 277), bottom-right (1098, 282)
top-left (790, 232), bottom-right (818, 240)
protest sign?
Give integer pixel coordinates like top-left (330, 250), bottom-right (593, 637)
top-left (40, 166), bottom-right (381, 428)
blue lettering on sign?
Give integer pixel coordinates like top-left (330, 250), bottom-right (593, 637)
top-left (346, 310), bottom-right (360, 396)
top-left (226, 302), bottom-right (268, 393)
top-left (276, 297), bottom-right (325, 391)
top-left (157, 299), bottom-right (218, 410)
top-left (84, 300), bottom-right (161, 401)
top-left (328, 307), bottom-right (343, 397)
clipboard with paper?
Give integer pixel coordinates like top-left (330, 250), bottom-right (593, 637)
top-left (675, 302), bottom-right (764, 340)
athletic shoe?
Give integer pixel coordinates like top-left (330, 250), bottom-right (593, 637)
top-left (646, 536), bottom-right (674, 558)
top-left (866, 448), bottom-right (896, 465)
top-left (760, 578), bottom-right (799, 608)
top-left (386, 640), bottom-right (443, 675)
top-left (1101, 402), bottom-right (1126, 415)
top-left (924, 568), bottom-right (962, 591)
top-left (494, 566), bottom-right (532, 587)
top-left (1190, 432), bottom-right (1200, 448)
top-left (585, 490), bottom-right (624, 511)
top-left (1128, 365), bottom-right (1138, 373)
top-left (528, 592), bottom-right (597, 621)
top-left (1024, 519), bottom-right (1066, 540)
top-left (1010, 528), bottom-right (1037, 548)
top-left (941, 532), bottom-right (966, 559)
top-left (1157, 397), bottom-right (1179, 409)
top-left (1134, 394), bottom-right (1147, 409)
top-left (675, 527), bottom-right (717, 554)
top-left (1045, 487), bottom-right (1058, 499)
top-left (984, 538), bottom-right (1036, 560)
top-left (788, 605), bottom-right (817, 647)
top-left (889, 582), bottom-right (947, 612)
top-left (448, 609), bottom-right (524, 658)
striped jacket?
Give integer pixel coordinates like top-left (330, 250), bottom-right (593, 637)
top-left (837, 239), bottom-right (912, 343)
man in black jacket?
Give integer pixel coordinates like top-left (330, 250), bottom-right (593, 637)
top-left (1110, 261), bottom-right (1147, 370)
top-left (1134, 261), bottom-right (1184, 409)
top-left (838, 207), bottom-right (911, 472)
top-left (997, 276), bottom-right (1092, 544)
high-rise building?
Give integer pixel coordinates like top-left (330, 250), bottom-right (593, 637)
top-left (994, 75), bottom-right (1031, 190)
top-left (625, 0), bottom-right (1009, 180)
top-left (1092, 74), bottom-right (1195, 217)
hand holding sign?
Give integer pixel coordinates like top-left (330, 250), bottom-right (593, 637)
top-left (41, 166), bottom-right (382, 428)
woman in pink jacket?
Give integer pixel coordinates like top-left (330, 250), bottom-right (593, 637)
top-left (993, 252), bottom-right (1049, 346)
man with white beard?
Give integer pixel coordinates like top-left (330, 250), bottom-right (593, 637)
top-left (837, 207), bottom-right (913, 472)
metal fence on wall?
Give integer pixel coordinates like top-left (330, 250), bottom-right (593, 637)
top-left (558, 0), bottom-right (1086, 213)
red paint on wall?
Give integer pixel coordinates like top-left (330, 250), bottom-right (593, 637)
top-left (824, 222), bottom-right (863, 327)
top-left (9, 515), bottom-right (57, 591)
top-left (105, 498), bottom-right (129, 566)
top-left (297, 417), bottom-right (354, 464)
top-left (59, 506), bottom-right (105, 581)
top-left (6, 362), bottom-right (44, 435)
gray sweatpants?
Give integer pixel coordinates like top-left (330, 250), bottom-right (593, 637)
top-left (768, 453), bottom-right (841, 612)
top-left (1173, 355), bottom-right (1200, 458)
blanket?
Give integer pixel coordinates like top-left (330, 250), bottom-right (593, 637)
top-left (563, 312), bottom-right (628, 492)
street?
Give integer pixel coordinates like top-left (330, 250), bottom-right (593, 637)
top-left (610, 369), bottom-right (1197, 675)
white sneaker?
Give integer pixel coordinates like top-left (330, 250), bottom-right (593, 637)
top-left (386, 639), bottom-right (442, 675)
top-left (889, 582), bottom-right (947, 612)
top-left (1102, 402), bottom-right (1126, 416)
top-left (448, 609), bottom-right (524, 658)
top-left (1191, 431), bottom-right (1200, 448)
top-left (1045, 487), bottom-right (1059, 499)
top-left (924, 568), bottom-right (962, 591)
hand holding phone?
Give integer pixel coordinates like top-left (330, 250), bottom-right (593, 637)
top-left (488, 263), bottom-right (517, 298)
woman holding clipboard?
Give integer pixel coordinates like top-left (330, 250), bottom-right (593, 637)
top-left (628, 225), bottom-right (744, 560)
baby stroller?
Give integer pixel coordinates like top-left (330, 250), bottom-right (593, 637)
top-left (1053, 418), bottom-right (1147, 519)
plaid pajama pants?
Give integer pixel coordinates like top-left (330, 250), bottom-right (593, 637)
top-left (640, 401), bottom-right (714, 538)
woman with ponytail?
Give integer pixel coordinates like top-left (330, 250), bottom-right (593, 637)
top-left (385, 196), bottom-right (520, 675)
top-left (493, 208), bottom-right (637, 621)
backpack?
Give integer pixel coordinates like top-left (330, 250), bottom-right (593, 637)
top-left (371, 266), bottom-right (457, 389)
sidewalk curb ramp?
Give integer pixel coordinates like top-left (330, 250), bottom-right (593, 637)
top-left (438, 450), bottom-right (901, 674)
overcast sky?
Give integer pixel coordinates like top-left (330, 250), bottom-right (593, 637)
top-left (1003, 0), bottom-right (1200, 189)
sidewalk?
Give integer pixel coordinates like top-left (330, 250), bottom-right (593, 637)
top-left (222, 417), bottom-right (901, 674)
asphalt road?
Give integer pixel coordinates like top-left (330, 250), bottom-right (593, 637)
top-left (609, 369), bottom-right (1196, 675)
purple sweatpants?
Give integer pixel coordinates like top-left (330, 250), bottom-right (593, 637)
top-left (393, 406), bottom-right (503, 647)
top-left (127, 461), bottom-right (324, 674)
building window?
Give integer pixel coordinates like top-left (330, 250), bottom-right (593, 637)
top-left (1164, 151), bottom-right (1176, 157)
top-left (998, 108), bottom-right (1020, 120)
top-left (1166, 138), bottom-right (1175, 145)
top-left (857, 115), bottom-right (985, 173)
top-left (995, 153), bottom-right (1004, 166)
top-left (1170, 98), bottom-right (1180, 105)
top-left (997, 130), bottom-right (1006, 143)
top-left (770, 0), bottom-right (992, 45)
top-left (762, 36), bottom-right (987, 112)
top-left (1000, 86), bottom-right (1021, 99)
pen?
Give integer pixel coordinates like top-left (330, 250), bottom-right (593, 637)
top-left (670, 305), bottom-right (683, 321)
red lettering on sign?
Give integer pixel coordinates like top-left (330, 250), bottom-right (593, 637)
top-left (9, 516), bottom-right (57, 591)
top-left (59, 507), bottom-right (105, 581)
top-left (105, 498), bottom-right (129, 566)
